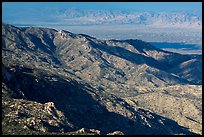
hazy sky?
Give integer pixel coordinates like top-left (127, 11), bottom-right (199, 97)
top-left (2, 2), bottom-right (202, 25)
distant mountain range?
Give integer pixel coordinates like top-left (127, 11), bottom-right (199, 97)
top-left (53, 8), bottom-right (202, 28)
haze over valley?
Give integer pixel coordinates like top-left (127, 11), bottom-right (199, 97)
top-left (13, 8), bottom-right (202, 54)
top-left (2, 2), bottom-right (202, 135)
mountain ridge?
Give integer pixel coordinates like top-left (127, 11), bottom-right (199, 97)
top-left (54, 8), bottom-right (202, 28)
top-left (2, 23), bottom-right (202, 135)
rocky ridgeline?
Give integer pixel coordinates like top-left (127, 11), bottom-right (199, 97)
top-left (2, 23), bottom-right (202, 135)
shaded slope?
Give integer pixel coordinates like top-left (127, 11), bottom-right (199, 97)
top-left (2, 63), bottom-right (197, 135)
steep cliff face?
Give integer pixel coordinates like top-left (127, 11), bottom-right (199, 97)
top-left (2, 23), bottom-right (202, 135)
